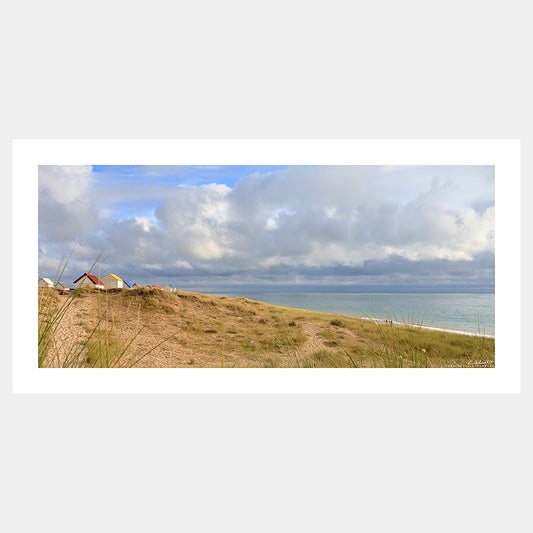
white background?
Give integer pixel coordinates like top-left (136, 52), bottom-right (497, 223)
top-left (2, 1), bottom-right (531, 532)
top-left (12, 139), bottom-right (520, 394)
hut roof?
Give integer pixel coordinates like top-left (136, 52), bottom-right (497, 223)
top-left (73, 273), bottom-right (104, 286)
top-left (122, 279), bottom-right (133, 288)
top-left (39, 277), bottom-right (53, 285)
top-left (103, 273), bottom-right (122, 280)
top-left (152, 285), bottom-right (163, 289)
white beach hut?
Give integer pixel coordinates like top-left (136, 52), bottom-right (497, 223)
top-left (164, 284), bottom-right (177, 292)
top-left (55, 282), bottom-right (70, 291)
top-left (101, 273), bottom-right (124, 289)
top-left (38, 277), bottom-right (54, 288)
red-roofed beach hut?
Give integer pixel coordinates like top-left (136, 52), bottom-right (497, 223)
top-left (73, 273), bottom-right (105, 289)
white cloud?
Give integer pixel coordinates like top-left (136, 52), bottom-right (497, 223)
top-left (154, 183), bottom-right (231, 260)
top-left (134, 217), bottom-right (156, 232)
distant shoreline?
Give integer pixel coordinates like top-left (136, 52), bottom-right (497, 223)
top-left (358, 317), bottom-right (494, 339)
top-left (203, 290), bottom-right (496, 295)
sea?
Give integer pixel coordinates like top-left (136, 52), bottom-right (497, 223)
top-left (207, 292), bottom-right (495, 337)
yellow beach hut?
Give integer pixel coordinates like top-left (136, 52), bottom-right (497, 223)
top-left (101, 273), bottom-right (124, 289)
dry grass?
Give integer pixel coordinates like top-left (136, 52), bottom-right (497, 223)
top-left (39, 287), bottom-right (495, 368)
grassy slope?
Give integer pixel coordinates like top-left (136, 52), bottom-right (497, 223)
top-left (39, 287), bottom-right (495, 368)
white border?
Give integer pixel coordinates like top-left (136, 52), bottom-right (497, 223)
top-left (13, 140), bottom-right (520, 393)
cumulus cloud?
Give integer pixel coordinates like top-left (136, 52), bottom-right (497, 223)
top-left (38, 165), bottom-right (495, 289)
top-left (155, 184), bottom-right (231, 260)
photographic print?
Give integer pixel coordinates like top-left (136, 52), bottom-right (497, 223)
top-left (13, 139), bottom-right (518, 393)
top-left (38, 163), bottom-right (495, 369)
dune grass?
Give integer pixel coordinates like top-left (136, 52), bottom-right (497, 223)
top-left (38, 253), bottom-right (494, 368)
top-left (295, 317), bottom-right (494, 368)
top-left (43, 288), bottom-right (493, 368)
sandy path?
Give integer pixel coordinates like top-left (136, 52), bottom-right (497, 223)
top-left (299, 322), bottom-right (328, 356)
top-left (297, 321), bottom-right (359, 360)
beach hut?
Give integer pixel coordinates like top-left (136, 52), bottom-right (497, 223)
top-left (122, 279), bottom-right (133, 289)
top-left (101, 273), bottom-right (124, 289)
top-left (55, 282), bottom-right (70, 291)
top-left (164, 284), bottom-right (177, 292)
top-left (152, 285), bottom-right (163, 289)
top-left (133, 283), bottom-right (143, 289)
top-left (38, 277), bottom-right (54, 288)
top-left (73, 273), bottom-right (105, 289)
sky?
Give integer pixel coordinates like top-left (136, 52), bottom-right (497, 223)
top-left (38, 165), bottom-right (495, 292)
